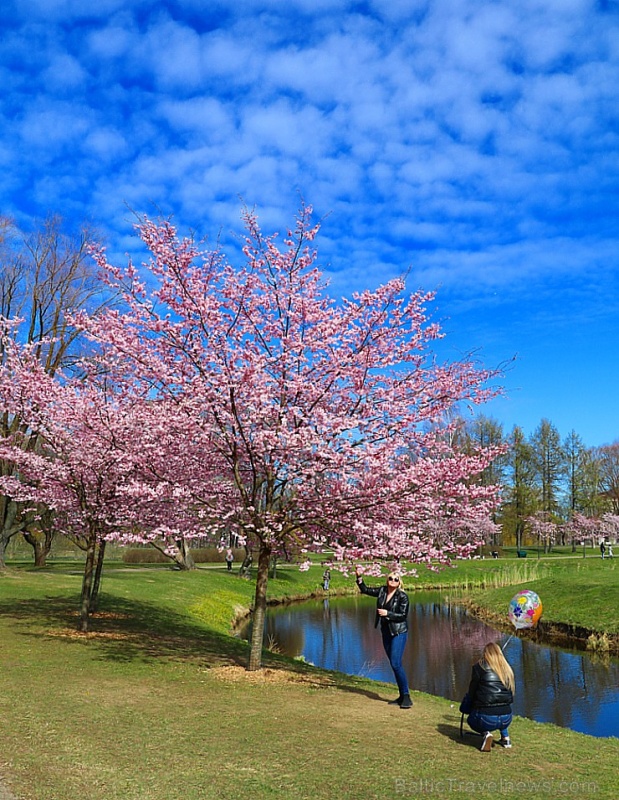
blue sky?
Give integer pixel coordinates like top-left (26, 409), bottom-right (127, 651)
top-left (1, 0), bottom-right (618, 447)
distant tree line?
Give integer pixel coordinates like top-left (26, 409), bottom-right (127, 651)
top-left (457, 415), bottom-right (619, 550)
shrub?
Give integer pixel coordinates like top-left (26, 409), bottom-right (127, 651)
top-left (121, 548), bottom-right (170, 564)
top-left (121, 546), bottom-right (246, 564)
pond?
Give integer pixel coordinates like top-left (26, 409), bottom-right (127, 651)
top-left (243, 592), bottom-right (619, 739)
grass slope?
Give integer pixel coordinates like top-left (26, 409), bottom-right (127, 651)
top-left (0, 559), bottom-right (617, 800)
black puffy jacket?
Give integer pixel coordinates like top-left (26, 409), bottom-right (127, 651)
top-left (356, 579), bottom-right (409, 636)
top-left (467, 661), bottom-right (514, 716)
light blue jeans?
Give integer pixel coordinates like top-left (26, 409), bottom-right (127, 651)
top-left (381, 629), bottom-right (410, 697)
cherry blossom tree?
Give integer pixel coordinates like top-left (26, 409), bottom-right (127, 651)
top-left (74, 205), bottom-right (503, 669)
top-left (565, 512), bottom-right (600, 557)
top-left (525, 511), bottom-right (558, 553)
top-left (0, 324), bottom-right (232, 627)
top-left (599, 513), bottom-right (619, 544)
top-left (0, 323), bottom-right (154, 630)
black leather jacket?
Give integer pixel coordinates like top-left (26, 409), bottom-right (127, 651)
top-left (356, 579), bottom-right (409, 636)
top-left (467, 661), bottom-right (514, 716)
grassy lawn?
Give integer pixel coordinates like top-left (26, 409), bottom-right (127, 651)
top-left (0, 557), bottom-right (618, 800)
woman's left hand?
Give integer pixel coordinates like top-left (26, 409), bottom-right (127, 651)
top-left (377, 608), bottom-right (388, 616)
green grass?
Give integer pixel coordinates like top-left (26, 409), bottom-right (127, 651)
top-left (463, 557), bottom-right (619, 636)
top-left (0, 558), bottom-right (618, 800)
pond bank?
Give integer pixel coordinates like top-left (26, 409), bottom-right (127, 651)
top-left (235, 579), bottom-right (619, 655)
top-left (460, 598), bottom-right (619, 654)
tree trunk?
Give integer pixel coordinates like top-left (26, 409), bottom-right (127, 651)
top-left (22, 529), bottom-right (55, 568)
top-left (0, 499), bottom-right (22, 569)
top-left (239, 546), bottom-right (253, 578)
top-left (151, 538), bottom-right (196, 569)
top-left (269, 554), bottom-right (277, 579)
top-left (90, 540), bottom-right (106, 613)
top-left (248, 542), bottom-right (271, 671)
top-left (80, 536), bottom-right (97, 632)
top-left (0, 534), bottom-right (8, 569)
top-left (172, 538), bottom-right (196, 570)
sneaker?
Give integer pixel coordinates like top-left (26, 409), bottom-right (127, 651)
top-left (388, 696), bottom-right (403, 705)
top-left (399, 694), bottom-right (413, 709)
top-left (480, 732), bottom-right (493, 752)
top-left (499, 737), bottom-right (512, 749)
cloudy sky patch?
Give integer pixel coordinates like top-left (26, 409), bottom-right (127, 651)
top-left (1, 0), bottom-right (618, 444)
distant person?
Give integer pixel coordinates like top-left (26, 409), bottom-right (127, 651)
top-left (463, 642), bottom-right (515, 751)
top-left (225, 548), bottom-right (234, 571)
top-left (607, 544), bottom-right (614, 558)
top-left (355, 566), bottom-right (412, 709)
top-left (600, 541), bottom-right (606, 559)
top-left (322, 568), bottom-right (331, 591)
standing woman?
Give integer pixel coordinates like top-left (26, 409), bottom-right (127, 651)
top-left (355, 566), bottom-right (412, 709)
top-left (465, 642), bottom-right (515, 751)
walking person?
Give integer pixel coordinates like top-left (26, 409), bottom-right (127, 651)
top-left (322, 568), bottom-right (331, 591)
top-left (225, 548), bottom-right (234, 571)
top-left (463, 642), bottom-right (515, 751)
top-left (600, 540), bottom-right (606, 559)
top-left (355, 566), bottom-right (412, 709)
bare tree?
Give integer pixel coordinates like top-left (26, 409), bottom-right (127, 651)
top-left (595, 442), bottom-right (619, 514)
top-left (0, 215), bottom-right (108, 568)
top-left (501, 425), bottom-right (538, 549)
top-left (531, 418), bottom-right (564, 516)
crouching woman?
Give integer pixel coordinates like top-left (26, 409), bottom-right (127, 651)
top-left (465, 642), bottom-right (515, 751)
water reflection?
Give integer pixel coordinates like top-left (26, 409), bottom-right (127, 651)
top-left (250, 593), bottom-right (619, 739)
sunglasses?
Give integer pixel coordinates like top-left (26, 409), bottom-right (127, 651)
top-left (387, 576), bottom-right (400, 582)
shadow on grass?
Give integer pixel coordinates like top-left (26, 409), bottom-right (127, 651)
top-left (0, 593), bottom-right (249, 668)
top-left (436, 719), bottom-right (485, 748)
top-left (326, 681), bottom-right (385, 702)
top-left (0, 593), bottom-right (392, 704)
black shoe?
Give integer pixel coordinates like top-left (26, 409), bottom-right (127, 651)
top-left (388, 696), bottom-right (403, 705)
top-left (399, 694), bottom-right (413, 709)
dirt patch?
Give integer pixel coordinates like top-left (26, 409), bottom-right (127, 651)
top-left (45, 627), bottom-right (136, 641)
top-left (211, 664), bottom-right (337, 688)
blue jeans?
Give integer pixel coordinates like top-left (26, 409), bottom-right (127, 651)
top-left (381, 629), bottom-right (409, 696)
top-left (467, 711), bottom-right (512, 738)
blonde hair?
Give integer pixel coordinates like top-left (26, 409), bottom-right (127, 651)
top-left (480, 642), bottom-right (515, 693)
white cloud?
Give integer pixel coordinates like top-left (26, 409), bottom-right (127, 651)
top-left (1, 0), bottom-right (617, 301)
top-left (41, 52), bottom-right (87, 91)
top-left (157, 97), bottom-right (234, 143)
top-left (82, 128), bottom-right (129, 161)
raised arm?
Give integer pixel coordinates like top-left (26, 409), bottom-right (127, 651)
top-left (355, 566), bottom-right (380, 597)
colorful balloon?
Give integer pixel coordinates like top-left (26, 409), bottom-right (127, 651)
top-left (508, 589), bottom-right (542, 630)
